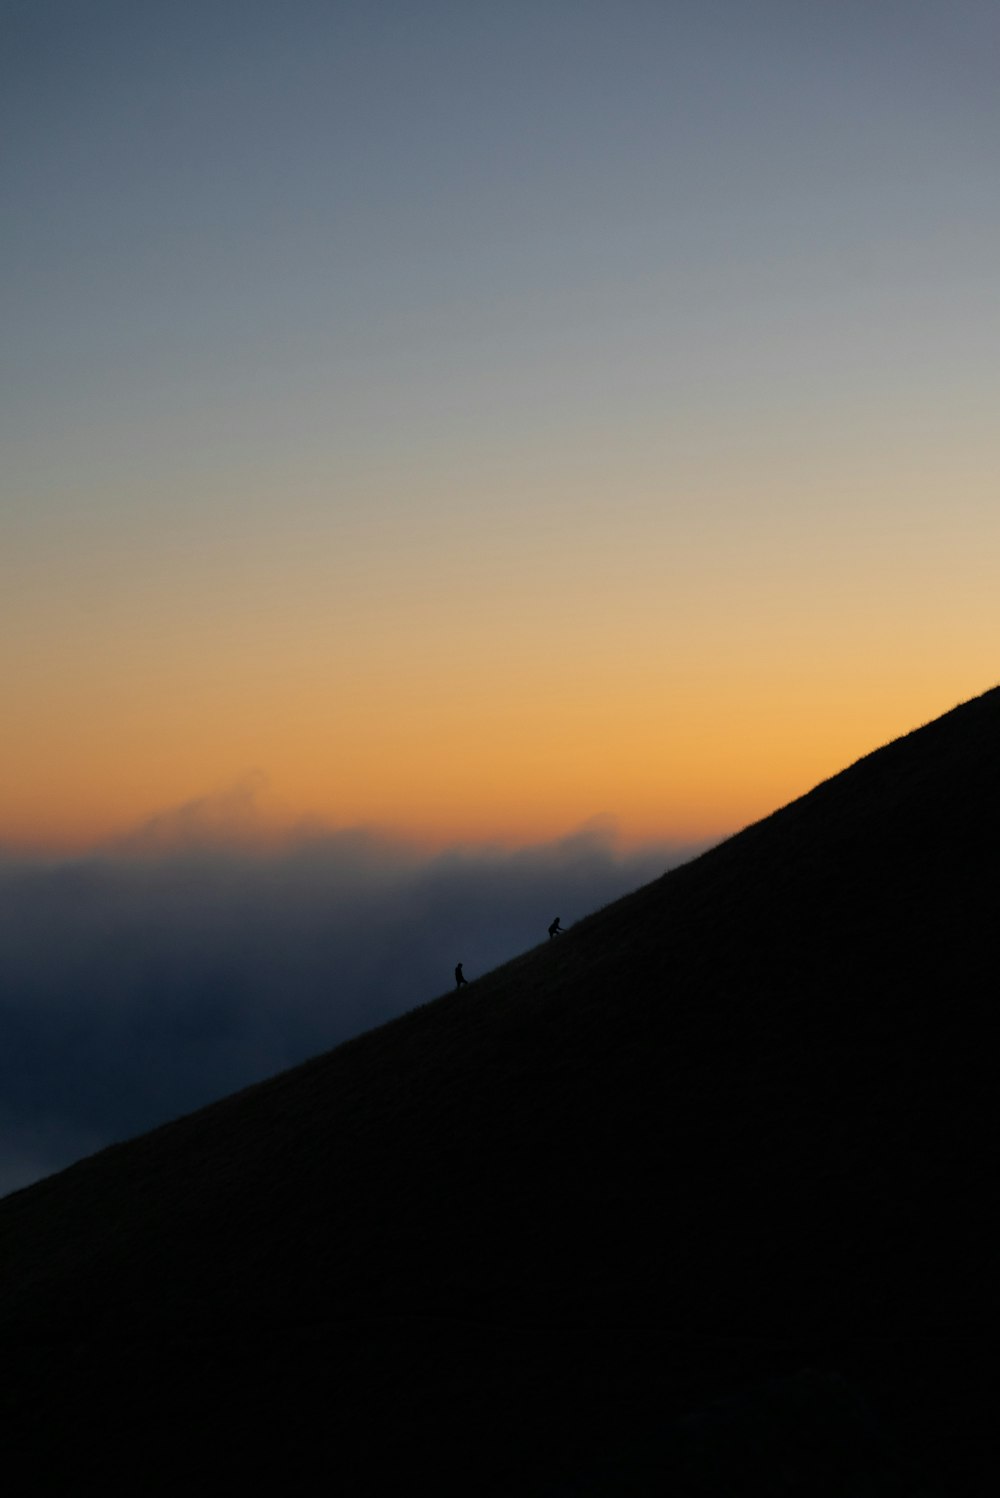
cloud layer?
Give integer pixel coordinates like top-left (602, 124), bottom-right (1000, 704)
top-left (0, 810), bottom-right (708, 1196)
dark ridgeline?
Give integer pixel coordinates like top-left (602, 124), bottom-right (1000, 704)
top-left (1, 687), bottom-right (997, 1493)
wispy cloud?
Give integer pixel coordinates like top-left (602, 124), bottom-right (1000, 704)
top-left (0, 802), bottom-right (710, 1195)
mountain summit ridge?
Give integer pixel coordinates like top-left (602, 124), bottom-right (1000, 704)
top-left (1, 684), bottom-right (997, 1490)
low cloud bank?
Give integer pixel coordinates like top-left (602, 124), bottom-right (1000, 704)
top-left (0, 815), bottom-right (711, 1195)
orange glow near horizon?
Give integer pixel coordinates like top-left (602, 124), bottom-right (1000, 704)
top-left (4, 462), bottom-right (998, 855)
top-left (5, 629), bottom-right (996, 856)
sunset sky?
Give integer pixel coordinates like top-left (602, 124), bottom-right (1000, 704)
top-left (4, 0), bottom-right (998, 853)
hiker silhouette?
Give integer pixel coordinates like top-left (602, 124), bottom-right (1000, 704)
top-left (455, 962), bottom-right (468, 989)
top-left (548, 917), bottom-right (564, 938)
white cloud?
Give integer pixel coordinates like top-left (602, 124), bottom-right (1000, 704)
top-left (0, 813), bottom-right (711, 1195)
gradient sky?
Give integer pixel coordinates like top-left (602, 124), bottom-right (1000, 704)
top-left (4, 0), bottom-right (998, 852)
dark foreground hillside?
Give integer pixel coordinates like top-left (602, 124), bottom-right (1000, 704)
top-left (1, 687), bottom-right (997, 1493)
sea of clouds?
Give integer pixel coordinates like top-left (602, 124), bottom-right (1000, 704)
top-left (0, 788), bottom-right (711, 1196)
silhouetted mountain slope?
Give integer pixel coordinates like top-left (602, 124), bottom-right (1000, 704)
top-left (1, 686), bottom-right (997, 1492)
